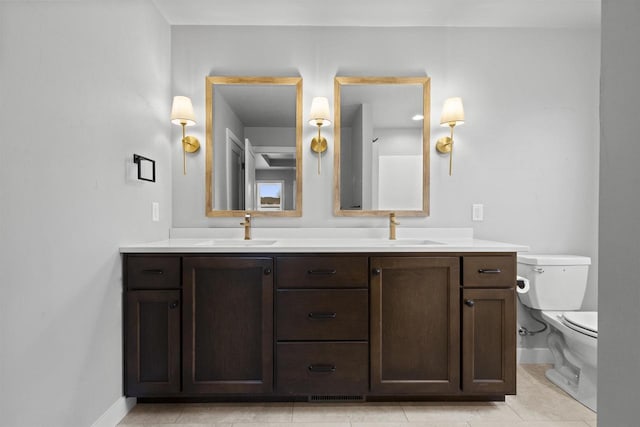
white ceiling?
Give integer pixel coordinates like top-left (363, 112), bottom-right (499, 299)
top-left (152, 0), bottom-right (600, 28)
top-left (217, 84), bottom-right (296, 127)
top-left (341, 84), bottom-right (424, 129)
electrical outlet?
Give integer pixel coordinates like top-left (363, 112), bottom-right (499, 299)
top-left (472, 204), bottom-right (484, 221)
top-left (152, 202), bottom-right (160, 222)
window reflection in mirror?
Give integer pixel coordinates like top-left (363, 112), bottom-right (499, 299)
top-left (205, 77), bottom-right (302, 217)
top-left (256, 181), bottom-right (286, 211)
top-left (334, 77), bottom-right (430, 216)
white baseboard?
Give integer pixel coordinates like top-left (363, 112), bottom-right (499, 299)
top-left (91, 396), bottom-right (136, 427)
top-left (518, 347), bottom-right (554, 364)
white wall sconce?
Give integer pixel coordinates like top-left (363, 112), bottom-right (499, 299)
top-left (309, 96), bottom-right (331, 175)
top-left (170, 95), bottom-right (200, 175)
top-left (435, 97), bottom-right (465, 176)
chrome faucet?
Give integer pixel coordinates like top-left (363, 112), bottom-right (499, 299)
top-left (240, 213), bottom-right (251, 240)
top-left (389, 212), bottom-right (399, 240)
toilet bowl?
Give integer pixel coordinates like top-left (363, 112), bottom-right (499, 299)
top-left (541, 310), bottom-right (597, 411)
top-left (517, 254), bottom-right (597, 412)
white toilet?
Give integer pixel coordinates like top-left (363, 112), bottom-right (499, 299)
top-left (517, 254), bottom-right (597, 412)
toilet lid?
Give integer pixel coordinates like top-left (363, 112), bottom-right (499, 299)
top-left (562, 311), bottom-right (598, 338)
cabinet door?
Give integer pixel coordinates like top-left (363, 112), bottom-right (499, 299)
top-left (183, 257), bottom-right (273, 394)
top-left (370, 257), bottom-right (460, 394)
top-left (125, 290), bottom-right (181, 396)
top-left (462, 288), bottom-right (516, 394)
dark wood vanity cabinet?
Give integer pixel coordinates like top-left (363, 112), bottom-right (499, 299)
top-left (125, 290), bottom-right (181, 396)
top-left (370, 257), bottom-right (460, 394)
top-left (124, 256), bottom-right (181, 397)
top-left (275, 256), bottom-right (369, 395)
top-left (182, 256), bottom-right (274, 394)
top-left (462, 288), bottom-right (516, 394)
top-left (461, 255), bottom-right (517, 395)
top-left (123, 252), bottom-right (516, 400)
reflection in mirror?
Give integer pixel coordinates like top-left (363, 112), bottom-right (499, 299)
top-left (256, 181), bottom-right (284, 211)
top-left (205, 77), bottom-right (302, 217)
top-left (334, 77), bottom-right (430, 216)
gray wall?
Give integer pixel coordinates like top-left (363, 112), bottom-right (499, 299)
top-left (340, 126), bottom-right (354, 208)
top-left (213, 90), bottom-right (244, 210)
top-left (0, 2), bottom-right (171, 426)
top-left (245, 127), bottom-right (296, 147)
top-left (599, 1), bottom-right (640, 425)
top-left (353, 105), bottom-right (366, 209)
top-left (171, 26), bottom-right (600, 335)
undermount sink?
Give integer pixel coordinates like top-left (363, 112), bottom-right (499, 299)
top-left (280, 238), bottom-right (444, 247)
top-left (373, 239), bottom-right (444, 246)
top-left (190, 238), bottom-right (443, 247)
top-left (194, 239), bottom-right (277, 246)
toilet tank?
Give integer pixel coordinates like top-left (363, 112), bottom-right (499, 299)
top-left (517, 254), bottom-right (591, 310)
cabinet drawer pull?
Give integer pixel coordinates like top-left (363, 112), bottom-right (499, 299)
top-left (308, 312), bottom-right (337, 320)
top-left (264, 268), bottom-right (272, 275)
top-left (142, 269), bottom-right (164, 275)
top-left (372, 268), bottom-right (382, 275)
top-left (308, 364), bottom-right (336, 373)
top-left (465, 299), bottom-right (475, 307)
top-left (307, 269), bottom-right (337, 276)
top-left (169, 300), bottom-right (179, 309)
top-left (478, 268), bottom-right (502, 274)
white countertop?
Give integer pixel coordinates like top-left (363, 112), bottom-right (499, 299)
top-left (120, 228), bottom-right (528, 253)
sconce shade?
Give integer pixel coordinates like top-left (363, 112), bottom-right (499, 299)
top-left (171, 96), bottom-right (196, 126)
top-left (309, 97), bottom-right (331, 127)
top-left (440, 97), bottom-right (465, 126)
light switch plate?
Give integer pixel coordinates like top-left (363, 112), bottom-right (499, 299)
top-left (472, 204), bottom-right (484, 221)
top-left (152, 202), bottom-right (160, 222)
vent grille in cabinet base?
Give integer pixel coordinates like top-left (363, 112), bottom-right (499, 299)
top-left (308, 395), bottom-right (365, 402)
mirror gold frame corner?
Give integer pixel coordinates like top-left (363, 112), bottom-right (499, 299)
top-left (205, 76), bottom-right (303, 218)
top-left (333, 76), bottom-right (431, 217)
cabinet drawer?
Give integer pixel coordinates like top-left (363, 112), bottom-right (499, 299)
top-left (463, 255), bottom-right (515, 288)
top-left (277, 289), bottom-right (368, 341)
top-left (276, 256), bottom-right (368, 289)
top-left (276, 342), bottom-right (368, 394)
top-left (126, 256), bottom-right (181, 290)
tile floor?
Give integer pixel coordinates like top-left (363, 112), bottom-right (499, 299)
top-left (118, 365), bottom-right (596, 427)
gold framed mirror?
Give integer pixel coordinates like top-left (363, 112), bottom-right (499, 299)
top-left (333, 76), bottom-right (430, 217)
top-left (205, 76), bottom-right (303, 217)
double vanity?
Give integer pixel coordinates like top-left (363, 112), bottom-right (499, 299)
top-left (121, 229), bottom-right (526, 402)
top-left (122, 74), bottom-right (525, 403)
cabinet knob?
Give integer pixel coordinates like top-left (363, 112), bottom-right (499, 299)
top-left (464, 299), bottom-right (475, 307)
top-left (169, 301), bottom-right (179, 309)
top-left (373, 268), bottom-right (382, 275)
top-left (264, 268), bottom-right (272, 275)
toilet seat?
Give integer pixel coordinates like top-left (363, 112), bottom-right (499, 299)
top-left (562, 311), bottom-right (598, 338)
